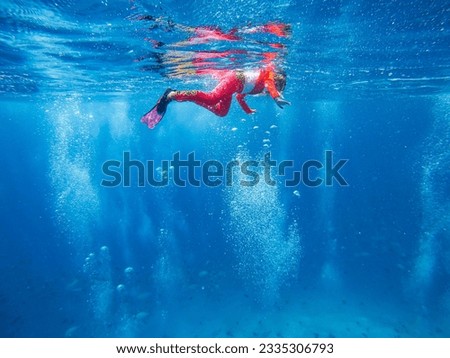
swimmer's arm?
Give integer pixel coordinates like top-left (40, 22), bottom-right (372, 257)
top-left (265, 74), bottom-right (281, 99)
top-left (236, 94), bottom-right (256, 114)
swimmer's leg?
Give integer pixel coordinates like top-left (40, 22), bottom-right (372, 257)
top-left (170, 90), bottom-right (232, 116)
top-left (208, 95), bottom-right (232, 117)
top-left (170, 72), bottom-right (242, 116)
top-left (171, 88), bottom-right (223, 106)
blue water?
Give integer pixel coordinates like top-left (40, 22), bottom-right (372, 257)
top-left (1, 0), bottom-right (449, 337)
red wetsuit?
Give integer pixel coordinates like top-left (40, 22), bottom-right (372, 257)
top-left (172, 67), bottom-right (281, 117)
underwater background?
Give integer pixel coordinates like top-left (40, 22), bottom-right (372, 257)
top-left (0, 0), bottom-right (449, 337)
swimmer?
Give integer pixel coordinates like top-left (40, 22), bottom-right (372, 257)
top-left (141, 65), bottom-right (290, 129)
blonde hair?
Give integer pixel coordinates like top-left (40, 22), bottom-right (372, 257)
top-left (275, 71), bottom-right (286, 92)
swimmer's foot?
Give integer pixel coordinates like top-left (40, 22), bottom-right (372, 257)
top-left (156, 88), bottom-right (174, 114)
top-left (141, 88), bottom-right (175, 129)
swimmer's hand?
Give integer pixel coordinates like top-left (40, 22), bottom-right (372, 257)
top-left (276, 98), bottom-right (291, 108)
top-left (275, 96), bottom-right (291, 109)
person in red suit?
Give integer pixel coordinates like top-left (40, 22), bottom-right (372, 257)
top-left (141, 65), bottom-right (290, 129)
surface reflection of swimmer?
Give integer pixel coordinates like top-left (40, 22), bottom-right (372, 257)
top-left (136, 15), bottom-right (291, 47)
top-left (174, 22), bottom-right (291, 46)
top-left (141, 65), bottom-right (290, 129)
